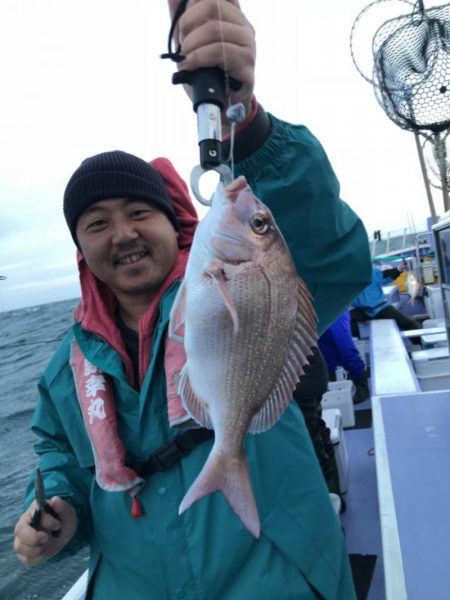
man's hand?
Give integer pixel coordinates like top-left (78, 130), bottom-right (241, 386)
top-left (14, 497), bottom-right (77, 566)
top-left (166, 0), bottom-right (256, 122)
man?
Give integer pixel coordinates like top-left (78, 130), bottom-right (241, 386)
top-left (14, 1), bottom-right (371, 598)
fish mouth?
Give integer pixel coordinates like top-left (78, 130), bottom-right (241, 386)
top-left (113, 251), bottom-right (149, 267)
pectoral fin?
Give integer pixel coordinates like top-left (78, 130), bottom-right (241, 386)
top-left (248, 277), bottom-right (318, 433)
top-left (207, 261), bottom-right (239, 335)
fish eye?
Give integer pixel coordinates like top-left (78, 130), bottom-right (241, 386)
top-left (250, 213), bottom-right (270, 234)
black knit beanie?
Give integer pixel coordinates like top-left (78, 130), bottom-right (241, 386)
top-left (63, 150), bottom-right (179, 246)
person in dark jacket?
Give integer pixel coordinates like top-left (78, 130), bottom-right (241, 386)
top-left (292, 347), bottom-right (336, 481)
top-left (319, 310), bottom-right (370, 404)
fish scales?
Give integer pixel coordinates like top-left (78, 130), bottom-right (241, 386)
top-left (169, 176), bottom-right (317, 538)
top-left (202, 272), bottom-right (292, 416)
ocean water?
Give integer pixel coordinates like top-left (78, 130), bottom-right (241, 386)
top-left (0, 298), bottom-right (89, 600)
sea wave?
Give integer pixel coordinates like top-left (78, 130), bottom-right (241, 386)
top-left (0, 297), bottom-right (87, 600)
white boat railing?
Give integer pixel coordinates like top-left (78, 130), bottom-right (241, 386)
top-left (61, 570), bottom-right (88, 600)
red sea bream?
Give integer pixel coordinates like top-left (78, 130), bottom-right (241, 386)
top-left (169, 176), bottom-right (317, 538)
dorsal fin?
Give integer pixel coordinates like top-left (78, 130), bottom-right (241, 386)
top-left (248, 278), bottom-right (317, 434)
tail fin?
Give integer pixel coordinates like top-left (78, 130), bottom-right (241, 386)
top-left (179, 450), bottom-right (260, 538)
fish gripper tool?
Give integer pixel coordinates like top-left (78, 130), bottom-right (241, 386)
top-left (161, 0), bottom-right (243, 205)
top-left (172, 67), bottom-right (240, 205)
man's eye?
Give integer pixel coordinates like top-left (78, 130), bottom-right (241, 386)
top-left (86, 219), bottom-right (106, 230)
top-left (131, 209), bottom-right (150, 218)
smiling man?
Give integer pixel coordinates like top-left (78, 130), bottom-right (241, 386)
top-left (65, 152), bottom-right (181, 332)
top-left (13, 1), bottom-right (370, 599)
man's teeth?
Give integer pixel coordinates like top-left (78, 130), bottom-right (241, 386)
top-left (117, 253), bottom-right (146, 265)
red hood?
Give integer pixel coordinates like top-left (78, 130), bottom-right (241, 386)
top-left (73, 157), bottom-right (198, 387)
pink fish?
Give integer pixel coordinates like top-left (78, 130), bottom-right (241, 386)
top-left (169, 176), bottom-right (317, 538)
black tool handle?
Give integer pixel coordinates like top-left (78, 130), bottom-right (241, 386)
top-left (29, 507), bottom-right (43, 531)
top-left (172, 67), bottom-right (226, 112)
top-left (29, 504), bottom-right (61, 537)
top-left (44, 503), bottom-right (61, 537)
top-left (173, 68), bottom-right (242, 168)
top-left (172, 67), bottom-right (241, 112)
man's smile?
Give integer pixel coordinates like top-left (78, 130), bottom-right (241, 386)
top-left (114, 251), bottom-right (149, 267)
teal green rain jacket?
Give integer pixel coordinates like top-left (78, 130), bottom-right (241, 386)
top-left (25, 110), bottom-right (370, 600)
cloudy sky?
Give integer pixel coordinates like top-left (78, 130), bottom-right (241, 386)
top-left (0, 0), bottom-right (446, 312)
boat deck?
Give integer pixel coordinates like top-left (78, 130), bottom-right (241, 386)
top-left (341, 319), bottom-right (450, 600)
top-left (341, 397), bottom-right (385, 600)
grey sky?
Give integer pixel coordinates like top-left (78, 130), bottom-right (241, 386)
top-left (0, 0), bottom-right (443, 312)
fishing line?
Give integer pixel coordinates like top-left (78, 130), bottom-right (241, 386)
top-left (214, 0), bottom-right (246, 176)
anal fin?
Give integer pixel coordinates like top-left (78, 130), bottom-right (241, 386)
top-left (178, 366), bottom-right (213, 430)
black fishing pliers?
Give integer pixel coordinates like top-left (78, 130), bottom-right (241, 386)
top-left (29, 467), bottom-right (61, 536)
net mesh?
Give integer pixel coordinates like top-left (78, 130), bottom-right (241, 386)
top-left (371, 3), bottom-right (450, 132)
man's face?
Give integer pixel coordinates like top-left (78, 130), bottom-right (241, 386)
top-left (76, 197), bottom-right (179, 305)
